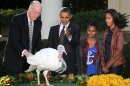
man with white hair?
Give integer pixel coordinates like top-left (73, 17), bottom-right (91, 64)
top-left (3, 0), bottom-right (43, 75)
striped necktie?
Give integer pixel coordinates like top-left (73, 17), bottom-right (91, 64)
top-left (59, 26), bottom-right (65, 44)
top-left (29, 21), bottom-right (33, 52)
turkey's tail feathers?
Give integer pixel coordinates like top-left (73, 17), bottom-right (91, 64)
top-left (24, 65), bottom-right (37, 72)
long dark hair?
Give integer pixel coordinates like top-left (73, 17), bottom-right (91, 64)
top-left (105, 9), bottom-right (128, 29)
top-left (105, 9), bottom-right (119, 27)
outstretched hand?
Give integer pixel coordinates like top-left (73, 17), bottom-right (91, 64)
top-left (23, 50), bottom-right (33, 58)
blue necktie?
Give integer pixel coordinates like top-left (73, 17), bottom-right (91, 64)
top-left (104, 30), bottom-right (112, 63)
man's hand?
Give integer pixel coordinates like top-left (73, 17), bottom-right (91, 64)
top-left (23, 50), bottom-right (33, 58)
top-left (66, 28), bottom-right (72, 37)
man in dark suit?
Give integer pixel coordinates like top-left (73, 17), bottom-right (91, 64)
top-left (48, 7), bottom-right (80, 74)
top-left (2, 1), bottom-right (42, 75)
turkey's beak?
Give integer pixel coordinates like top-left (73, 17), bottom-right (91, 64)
top-left (63, 50), bottom-right (67, 55)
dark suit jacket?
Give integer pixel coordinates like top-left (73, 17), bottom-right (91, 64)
top-left (48, 22), bottom-right (80, 74)
top-left (3, 12), bottom-right (42, 74)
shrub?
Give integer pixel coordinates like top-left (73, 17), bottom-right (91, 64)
top-left (0, 76), bottom-right (16, 86)
top-left (123, 42), bottom-right (130, 78)
top-left (0, 73), bottom-right (89, 86)
top-left (0, 9), bottom-right (26, 28)
top-left (72, 10), bottom-right (129, 31)
top-left (0, 9), bottom-right (129, 33)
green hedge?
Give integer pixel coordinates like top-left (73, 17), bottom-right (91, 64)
top-left (0, 9), bottom-right (129, 32)
top-left (0, 9), bottom-right (26, 28)
top-left (72, 10), bottom-right (105, 31)
top-left (72, 10), bottom-right (129, 31)
top-left (123, 42), bottom-right (130, 78)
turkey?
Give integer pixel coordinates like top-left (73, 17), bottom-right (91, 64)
top-left (25, 45), bottom-right (67, 86)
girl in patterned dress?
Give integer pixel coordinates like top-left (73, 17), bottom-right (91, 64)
top-left (82, 22), bottom-right (99, 76)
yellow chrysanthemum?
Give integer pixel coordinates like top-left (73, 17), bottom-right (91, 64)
top-left (87, 74), bottom-right (130, 86)
top-left (68, 73), bottom-right (75, 81)
top-left (124, 78), bottom-right (130, 86)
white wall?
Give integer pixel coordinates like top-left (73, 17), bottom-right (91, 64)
top-left (41, 0), bottom-right (63, 39)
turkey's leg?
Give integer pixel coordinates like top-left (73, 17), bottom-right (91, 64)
top-left (36, 69), bottom-right (40, 85)
top-left (43, 70), bottom-right (53, 86)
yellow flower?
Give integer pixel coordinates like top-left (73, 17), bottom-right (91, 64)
top-left (68, 73), bottom-right (75, 81)
top-left (3, 79), bottom-right (9, 85)
top-left (18, 73), bottom-right (25, 77)
top-left (26, 73), bottom-right (34, 80)
top-left (80, 80), bottom-right (84, 85)
top-left (124, 78), bottom-right (130, 86)
top-left (87, 74), bottom-right (130, 86)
